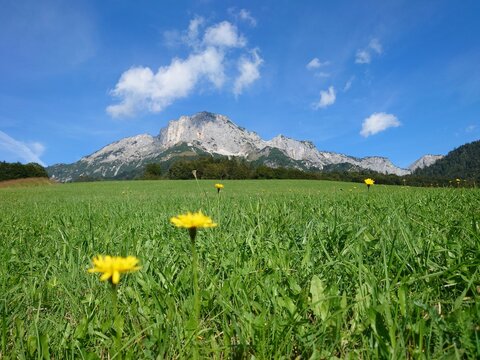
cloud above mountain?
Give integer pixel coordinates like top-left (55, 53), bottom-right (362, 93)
top-left (360, 112), bottom-right (400, 137)
top-left (314, 86), bottom-right (336, 109)
top-left (355, 39), bottom-right (383, 64)
top-left (229, 8), bottom-right (257, 27)
top-left (107, 17), bottom-right (263, 118)
top-left (234, 49), bottom-right (263, 96)
top-left (306, 58), bottom-right (329, 70)
top-left (0, 131), bottom-right (45, 165)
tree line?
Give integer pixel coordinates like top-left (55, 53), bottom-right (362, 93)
top-left (414, 140), bottom-right (480, 181)
top-left (0, 162), bottom-right (49, 181)
top-left (143, 157), bottom-right (476, 188)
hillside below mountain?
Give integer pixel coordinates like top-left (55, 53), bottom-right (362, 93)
top-left (47, 112), bottom-right (422, 182)
top-left (413, 140), bottom-right (480, 180)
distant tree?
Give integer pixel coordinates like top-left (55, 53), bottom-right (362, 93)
top-left (143, 163), bottom-right (163, 179)
top-left (168, 161), bottom-right (195, 179)
top-left (161, 154), bottom-right (475, 188)
top-left (0, 161), bottom-right (48, 181)
top-left (414, 140), bottom-right (480, 181)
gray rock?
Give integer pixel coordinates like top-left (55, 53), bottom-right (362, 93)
top-left (408, 154), bottom-right (444, 171)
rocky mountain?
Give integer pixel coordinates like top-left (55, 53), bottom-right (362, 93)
top-left (408, 155), bottom-right (444, 171)
top-left (48, 111), bottom-right (415, 181)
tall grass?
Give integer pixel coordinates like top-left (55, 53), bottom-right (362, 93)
top-left (0, 180), bottom-right (479, 358)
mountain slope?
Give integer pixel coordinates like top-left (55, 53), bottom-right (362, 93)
top-left (408, 154), bottom-right (443, 171)
top-left (413, 140), bottom-right (480, 179)
top-left (48, 111), bottom-right (412, 181)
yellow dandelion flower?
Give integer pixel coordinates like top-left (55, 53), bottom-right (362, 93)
top-left (170, 211), bottom-right (217, 229)
top-left (364, 178), bottom-right (375, 186)
top-left (88, 255), bottom-right (140, 285)
top-left (214, 183), bottom-right (224, 193)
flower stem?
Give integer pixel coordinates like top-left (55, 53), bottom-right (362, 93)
top-left (190, 228), bottom-right (200, 358)
top-left (111, 283), bottom-right (122, 359)
top-left (111, 283), bottom-right (118, 321)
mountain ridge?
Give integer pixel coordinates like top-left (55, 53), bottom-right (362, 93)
top-left (47, 111), bottom-right (436, 182)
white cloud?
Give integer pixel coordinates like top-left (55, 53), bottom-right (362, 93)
top-left (229, 8), bottom-right (257, 27)
top-left (203, 21), bottom-right (246, 48)
top-left (355, 49), bottom-right (371, 64)
top-left (314, 72), bottom-right (330, 78)
top-left (233, 49), bottom-right (263, 96)
top-left (314, 86), bottom-right (336, 109)
top-left (163, 16), bottom-right (205, 48)
top-left (238, 9), bottom-right (257, 26)
top-left (107, 47), bottom-right (225, 117)
top-left (0, 131), bottom-right (45, 165)
top-left (355, 38), bottom-right (382, 64)
top-left (306, 58), bottom-right (329, 70)
top-left (185, 16), bottom-right (205, 47)
top-left (109, 19), bottom-right (261, 117)
top-left (360, 112), bottom-right (400, 137)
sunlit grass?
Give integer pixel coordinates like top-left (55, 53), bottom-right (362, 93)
top-left (0, 180), bottom-right (479, 358)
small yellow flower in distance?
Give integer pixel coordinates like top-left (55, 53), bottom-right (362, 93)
top-left (455, 178), bottom-right (461, 182)
top-left (214, 183), bottom-right (224, 189)
top-left (364, 178), bottom-right (375, 186)
top-left (170, 211), bottom-right (217, 229)
top-left (88, 255), bottom-right (140, 285)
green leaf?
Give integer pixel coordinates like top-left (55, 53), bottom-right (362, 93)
top-left (310, 275), bottom-right (329, 321)
top-left (40, 334), bottom-right (50, 360)
top-left (74, 317), bottom-right (88, 339)
top-left (27, 335), bottom-right (37, 357)
top-left (277, 296), bottom-right (296, 315)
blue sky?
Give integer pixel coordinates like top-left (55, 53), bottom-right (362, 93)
top-left (0, 0), bottom-right (479, 168)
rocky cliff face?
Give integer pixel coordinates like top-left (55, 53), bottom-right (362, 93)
top-left (158, 113), bottom-right (263, 156)
top-left (408, 154), bottom-right (444, 171)
top-left (48, 111), bottom-right (414, 181)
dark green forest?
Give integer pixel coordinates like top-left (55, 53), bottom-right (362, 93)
top-left (0, 162), bottom-right (49, 181)
top-left (144, 156), bottom-right (476, 188)
top-left (414, 140), bottom-right (480, 180)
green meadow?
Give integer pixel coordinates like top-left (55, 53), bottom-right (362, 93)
top-left (0, 180), bottom-right (479, 359)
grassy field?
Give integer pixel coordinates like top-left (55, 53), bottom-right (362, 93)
top-left (0, 180), bottom-right (479, 359)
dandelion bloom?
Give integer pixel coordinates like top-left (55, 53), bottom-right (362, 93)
top-left (170, 211), bottom-right (217, 229)
top-left (364, 178), bottom-right (375, 186)
top-left (88, 255), bottom-right (140, 285)
top-left (214, 183), bottom-right (224, 193)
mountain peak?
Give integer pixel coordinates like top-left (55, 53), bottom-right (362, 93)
top-left (408, 154), bottom-right (444, 171)
top-left (158, 112), bottom-right (262, 156)
top-left (47, 112), bottom-right (413, 181)
top-left (191, 111), bottom-right (218, 120)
